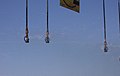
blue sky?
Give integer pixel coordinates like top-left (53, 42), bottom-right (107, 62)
top-left (0, 0), bottom-right (120, 76)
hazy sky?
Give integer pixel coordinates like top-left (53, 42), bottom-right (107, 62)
top-left (0, 0), bottom-right (120, 76)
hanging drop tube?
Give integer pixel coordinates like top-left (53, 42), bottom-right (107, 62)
top-left (24, 0), bottom-right (29, 43)
top-left (103, 0), bottom-right (108, 52)
top-left (118, 0), bottom-right (120, 34)
top-left (45, 0), bottom-right (50, 43)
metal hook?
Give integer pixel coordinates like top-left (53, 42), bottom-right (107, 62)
top-left (24, 36), bottom-right (29, 43)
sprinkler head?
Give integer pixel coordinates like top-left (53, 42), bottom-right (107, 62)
top-left (24, 36), bottom-right (29, 43)
top-left (45, 36), bottom-right (49, 43)
top-left (104, 46), bottom-right (108, 52)
top-left (104, 41), bottom-right (108, 52)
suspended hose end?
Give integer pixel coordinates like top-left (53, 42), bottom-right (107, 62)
top-left (45, 31), bottom-right (50, 43)
top-left (104, 46), bottom-right (108, 52)
top-left (24, 36), bottom-right (29, 43)
top-left (104, 41), bottom-right (108, 52)
top-left (45, 36), bottom-right (50, 43)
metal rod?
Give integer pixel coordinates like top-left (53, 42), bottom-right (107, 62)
top-left (47, 0), bottom-right (49, 32)
top-left (103, 0), bottom-right (108, 52)
top-left (26, 0), bottom-right (28, 28)
top-left (45, 0), bottom-right (50, 43)
top-left (118, 0), bottom-right (120, 33)
top-left (103, 0), bottom-right (107, 41)
top-left (24, 0), bottom-right (29, 43)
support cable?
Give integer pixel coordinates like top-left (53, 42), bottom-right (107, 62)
top-left (103, 0), bottom-right (108, 52)
top-left (24, 0), bottom-right (29, 43)
top-left (118, 0), bottom-right (120, 34)
top-left (45, 0), bottom-right (50, 43)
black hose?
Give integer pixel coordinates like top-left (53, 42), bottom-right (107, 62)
top-left (103, 0), bottom-right (107, 41)
top-left (24, 0), bottom-right (29, 43)
top-left (103, 0), bottom-right (108, 52)
top-left (118, 0), bottom-right (120, 33)
top-left (47, 0), bottom-right (49, 32)
top-left (45, 0), bottom-right (50, 43)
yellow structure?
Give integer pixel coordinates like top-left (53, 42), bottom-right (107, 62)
top-left (60, 0), bottom-right (80, 13)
